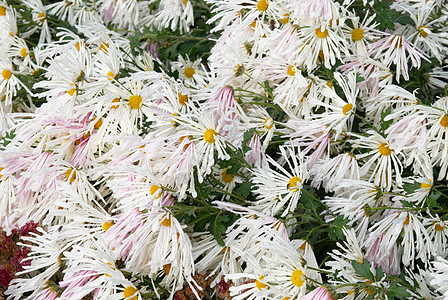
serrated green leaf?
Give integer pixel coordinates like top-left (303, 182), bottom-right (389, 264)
top-left (403, 182), bottom-right (421, 194)
top-left (236, 180), bottom-right (252, 198)
top-left (351, 259), bottom-right (374, 281)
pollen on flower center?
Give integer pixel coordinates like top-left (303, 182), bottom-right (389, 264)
top-left (20, 48), bottom-right (28, 57)
top-left (107, 71), bottom-right (115, 80)
top-left (204, 129), bottom-right (217, 143)
top-left (434, 222), bottom-right (445, 231)
top-left (420, 182), bottom-right (432, 189)
top-left (316, 27), bottom-right (328, 39)
top-left (342, 103), bottom-right (353, 115)
top-left (123, 286), bottom-right (137, 300)
top-left (160, 214), bottom-right (171, 227)
top-left (280, 13), bottom-right (289, 24)
top-left (184, 67), bottom-right (195, 78)
top-left (150, 185), bottom-right (161, 198)
top-left (439, 115), bottom-right (448, 127)
top-left (0, 6), bottom-right (6, 16)
top-left (129, 95), bottom-right (142, 109)
top-left (178, 93), bottom-right (188, 105)
top-left (93, 117), bottom-right (102, 129)
top-left (351, 28), bottom-right (364, 41)
top-left (65, 169), bottom-right (76, 182)
top-left (288, 176), bottom-right (302, 191)
top-left (111, 98), bottom-right (120, 109)
top-left (257, 0), bottom-right (268, 11)
top-left (2, 70), bottom-right (11, 80)
top-left (102, 220), bottom-right (114, 232)
top-left (0, 167), bottom-right (4, 179)
top-left (37, 12), bottom-right (46, 23)
top-left (287, 65), bottom-right (296, 76)
top-left (378, 143), bottom-right (391, 156)
top-left (163, 263), bottom-right (171, 274)
top-left (418, 26), bottom-right (428, 37)
top-left (221, 169), bottom-right (234, 183)
top-left (263, 118), bottom-right (274, 130)
top-left (255, 275), bottom-right (267, 291)
top-left (291, 269), bottom-right (305, 287)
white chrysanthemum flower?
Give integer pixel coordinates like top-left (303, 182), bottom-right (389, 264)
top-left (251, 144), bottom-right (308, 217)
top-left (353, 131), bottom-right (403, 191)
top-left (314, 72), bottom-right (358, 137)
top-left (297, 24), bottom-right (348, 71)
top-left (311, 152), bottom-right (360, 192)
top-left (365, 211), bottom-right (433, 268)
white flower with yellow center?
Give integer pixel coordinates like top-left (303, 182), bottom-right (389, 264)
top-left (297, 24), bottom-right (348, 72)
top-left (175, 106), bottom-right (230, 178)
top-left (353, 131), bottom-right (403, 191)
top-left (313, 72), bottom-right (358, 138)
top-left (251, 144), bottom-right (308, 217)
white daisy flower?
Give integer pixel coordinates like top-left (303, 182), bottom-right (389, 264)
top-left (251, 144), bottom-right (308, 217)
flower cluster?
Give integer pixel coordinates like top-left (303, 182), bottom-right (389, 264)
top-left (1, 0), bottom-right (448, 299)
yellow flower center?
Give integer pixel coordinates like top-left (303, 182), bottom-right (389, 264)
top-left (204, 129), bottom-right (217, 143)
top-left (0, 6), bottom-right (6, 16)
top-left (280, 14), bottom-right (289, 24)
top-left (434, 222), bottom-right (445, 231)
top-left (403, 214), bottom-right (410, 225)
top-left (178, 93), bottom-right (188, 105)
top-left (0, 167), bottom-right (4, 179)
top-left (107, 71), bottom-right (115, 80)
top-left (351, 28), bottom-right (364, 41)
top-left (65, 169), bottom-right (76, 182)
top-left (111, 98), bottom-right (120, 109)
top-left (420, 182), bottom-right (432, 189)
top-left (288, 176), bottom-right (302, 191)
top-left (150, 185), bottom-right (161, 198)
top-left (102, 220), bottom-right (114, 232)
top-left (316, 27), bottom-right (328, 39)
top-left (75, 41), bottom-right (81, 51)
top-left (93, 117), bottom-right (102, 129)
top-left (160, 214), bottom-right (171, 227)
top-left (123, 286), bottom-right (137, 300)
top-left (184, 67), bottom-right (195, 78)
top-left (221, 169), bottom-right (234, 183)
top-left (37, 12), bottom-right (46, 23)
top-left (418, 26), bottom-right (428, 37)
top-left (129, 95), bottom-right (142, 109)
top-left (326, 81), bottom-right (333, 88)
top-left (67, 88), bottom-right (76, 96)
top-left (440, 115), bottom-right (448, 127)
top-left (183, 0), bottom-right (188, 5)
top-left (20, 48), bottom-right (28, 57)
top-left (163, 263), bottom-right (171, 274)
top-left (263, 118), bottom-right (274, 130)
top-left (378, 143), bottom-right (391, 156)
top-left (291, 269), bottom-right (305, 287)
top-left (255, 275), bottom-right (267, 291)
top-left (257, 0), bottom-right (268, 11)
top-left (287, 65), bottom-right (296, 76)
top-left (342, 103), bottom-right (353, 115)
top-left (2, 70), bottom-right (11, 80)
top-left (99, 42), bottom-right (109, 53)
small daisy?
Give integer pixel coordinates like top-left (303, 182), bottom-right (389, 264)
top-left (353, 131), bottom-right (403, 191)
top-left (251, 144), bottom-right (308, 217)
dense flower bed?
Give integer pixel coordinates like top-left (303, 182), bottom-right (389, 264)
top-left (1, 0), bottom-right (448, 299)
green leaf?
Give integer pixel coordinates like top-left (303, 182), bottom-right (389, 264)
top-left (242, 128), bottom-right (257, 153)
top-left (403, 182), bottom-right (421, 194)
top-left (387, 282), bottom-right (411, 299)
top-left (356, 73), bottom-right (365, 83)
top-left (329, 215), bottom-right (350, 241)
top-left (375, 265), bottom-right (384, 281)
top-left (373, 0), bottom-right (414, 31)
top-left (236, 181), bottom-right (252, 199)
top-left (380, 106), bottom-right (393, 132)
top-left (351, 259), bottom-right (374, 281)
